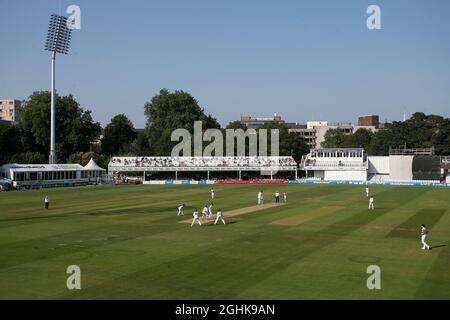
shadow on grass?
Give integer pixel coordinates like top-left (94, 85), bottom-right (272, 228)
top-left (197, 220), bottom-right (237, 227)
top-left (388, 208), bottom-right (446, 239)
top-left (430, 244), bottom-right (446, 250)
top-left (0, 213), bottom-right (68, 223)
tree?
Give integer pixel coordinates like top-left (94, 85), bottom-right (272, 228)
top-left (225, 121), bottom-right (247, 130)
top-left (0, 124), bottom-right (22, 164)
top-left (101, 114), bottom-right (137, 155)
top-left (433, 123), bottom-right (450, 155)
top-left (121, 130), bottom-right (150, 155)
top-left (220, 121), bottom-right (309, 162)
top-left (259, 123), bottom-right (309, 163)
top-left (322, 128), bottom-right (349, 148)
top-left (366, 129), bottom-right (391, 155)
top-left (348, 128), bottom-right (374, 149)
top-left (222, 121), bottom-right (252, 156)
top-left (67, 151), bottom-right (109, 169)
top-left (19, 91), bottom-right (101, 162)
top-left (144, 89), bottom-right (221, 155)
top-left (4, 152), bottom-right (46, 164)
top-left (322, 128), bottom-right (374, 151)
top-left (367, 113), bottom-right (450, 155)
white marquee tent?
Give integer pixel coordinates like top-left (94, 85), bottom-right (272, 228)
top-left (0, 158), bottom-right (106, 188)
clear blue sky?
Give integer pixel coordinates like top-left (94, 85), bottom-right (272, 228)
top-left (1, 0), bottom-right (450, 128)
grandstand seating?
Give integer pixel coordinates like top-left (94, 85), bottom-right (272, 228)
top-left (109, 156), bottom-right (297, 169)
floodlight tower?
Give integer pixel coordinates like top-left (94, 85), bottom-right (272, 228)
top-left (44, 14), bottom-right (72, 164)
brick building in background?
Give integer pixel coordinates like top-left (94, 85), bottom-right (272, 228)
top-left (0, 99), bottom-right (22, 124)
top-left (358, 115), bottom-right (379, 128)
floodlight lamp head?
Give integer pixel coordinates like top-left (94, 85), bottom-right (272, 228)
top-left (44, 14), bottom-right (72, 55)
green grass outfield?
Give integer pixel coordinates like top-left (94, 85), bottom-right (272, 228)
top-left (0, 184), bottom-right (449, 299)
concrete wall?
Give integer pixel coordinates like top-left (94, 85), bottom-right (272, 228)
top-left (353, 125), bottom-right (378, 133)
top-left (314, 126), bottom-right (329, 148)
top-left (307, 121), bottom-right (327, 129)
top-left (368, 156), bottom-right (389, 174)
top-left (324, 170), bottom-right (367, 181)
top-left (313, 170), bottom-right (325, 179)
top-left (389, 155), bottom-right (413, 181)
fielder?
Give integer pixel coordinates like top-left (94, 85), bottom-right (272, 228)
top-left (44, 196), bottom-right (49, 209)
top-left (210, 188), bottom-right (215, 200)
top-left (214, 209), bottom-right (226, 225)
top-left (365, 186), bottom-right (369, 198)
top-left (177, 204), bottom-right (185, 216)
top-left (421, 224), bottom-right (431, 250)
top-left (257, 191), bottom-right (264, 205)
top-left (202, 205), bottom-right (209, 221)
top-left (368, 196), bottom-right (374, 210)
top-left (208, 202), bottom-right (214, 218)
top-left (283, 192), bottom-right (287, 203)
top-left (191, 209), bottom-right (202, 227)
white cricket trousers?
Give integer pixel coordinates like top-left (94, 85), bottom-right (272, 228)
top-left (214, 216), bottom-right (226, 225)
top-left (421, 235), bottom-right (430, 250)
top-left (191, 217), bottom-right (202, 227)
top-left (368, 203), bottom-right (374, 210)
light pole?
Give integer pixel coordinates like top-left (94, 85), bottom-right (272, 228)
top-left (44, 14), bottom-right (72, 164)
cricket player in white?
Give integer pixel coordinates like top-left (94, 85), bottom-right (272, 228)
top-left (191, 209), bottom-right (202, 227)
top-left (283, 192), bottom-right (287, 203)
top-left (365, 186), bottom-right (369, 198)
top-left (257, 191), bottom-right (264, 205)
top-left (177, 204), bottom-right (185, 216)
top-left (44, 196), bottom-right (49, 209)
top-left (368, 196), bottom-right (374, 210)
top-left (202, 205), bottom-right (209, 221)
top-left (421, 224), bottom-right (431, 250)
top-left (214, 209), bottom-right (226, 225)
top-left (275, 191), bottom-right (280, 203)
top-left (208, 203), bottom-right (214, 218)
top-left (210, 188), bottom-right (215, 200)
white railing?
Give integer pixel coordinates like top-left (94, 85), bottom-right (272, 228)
top-left (301, 160), bottom-right (367, 170)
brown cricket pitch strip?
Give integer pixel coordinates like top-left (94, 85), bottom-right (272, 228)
top-left (179, 202), bottom-right (285, 224)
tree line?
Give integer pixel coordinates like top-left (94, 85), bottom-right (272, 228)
top-left (322, 112), bottom-right (450, 155)
top-left (0, 89), bottom-right (308, 167)
top-left (1, 89), bottom-right (449, 168)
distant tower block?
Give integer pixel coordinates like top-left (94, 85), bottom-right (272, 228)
top-left (358, 115), bottom-right (379, 128)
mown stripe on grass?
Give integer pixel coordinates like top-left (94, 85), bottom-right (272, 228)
top-left (414, 245), bottom-right (450, 299)
top-left (1, 185), bottom-right (443, 299)
top-left (63, 189), bottom-right (417, 299)
top-left (0, 222), bottom-right (182, 270)
top-left (62, 208), bottom-right (389, 299)
top-left (0, 202), bottom-right (176, 227)
top-left (387, 208), bottom-right (446, 239)
top-left (271, 206), bottom-right (344, 226)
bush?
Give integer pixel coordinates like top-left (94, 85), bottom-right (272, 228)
top-left (3, 152), bottom-right (46, 164)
